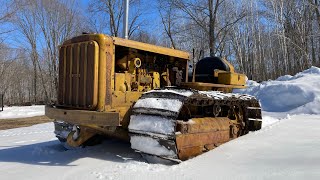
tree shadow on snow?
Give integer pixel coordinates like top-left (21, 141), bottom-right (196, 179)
top-left (0, 139), bottom-right (145, 166)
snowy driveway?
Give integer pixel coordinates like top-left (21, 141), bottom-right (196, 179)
top-left (0, 114), bottom-right (319, 180)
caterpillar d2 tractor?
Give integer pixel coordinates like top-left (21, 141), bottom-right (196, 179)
top-left (45, 33), bottom-right (262, 163)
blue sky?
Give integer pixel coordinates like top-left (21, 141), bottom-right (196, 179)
top-left (78, 0), bottom-right (162, 36)
top-left (2, 0), bottom-right (163, 50)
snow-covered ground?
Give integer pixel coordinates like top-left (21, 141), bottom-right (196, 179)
top-left (0, 114), bottom-right (319, 180)
top-left (0, 67), bottom-right (320, 179)
top-left (0, 105), bottom-right (45, 119)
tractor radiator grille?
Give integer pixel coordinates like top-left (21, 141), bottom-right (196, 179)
top-left (57, 41), bottom-right (99, 110)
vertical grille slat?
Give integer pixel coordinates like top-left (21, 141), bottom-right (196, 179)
top-left (71, 44), bottom-right (79, 106)
top-left (58, 47), bottom-right (65, 104)
top-left (65, 46), bottom-right (71, 105)
top-left (69, 45), bottom-right (73, 105)
top-left (75, 44), bottom-right (80, 106)
top-left (79, 44), bottom-right (85, 107)
top-left (87, 43), bottom-right (94, 108)
top-left (83, 43), bottom-right (88, 107)
top-left (63, 48), bottom-right (67, 104)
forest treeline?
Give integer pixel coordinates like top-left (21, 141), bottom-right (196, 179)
top-left (0, 0), bottom-right (319, 105)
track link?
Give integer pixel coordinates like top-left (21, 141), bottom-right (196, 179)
top-left (128, 88), bottom-right (262, 162)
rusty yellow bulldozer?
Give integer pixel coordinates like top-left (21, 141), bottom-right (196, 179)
top-left (45, 33), bottom-right (262, 163)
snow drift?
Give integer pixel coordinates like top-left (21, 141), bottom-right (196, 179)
top-left (235, 66), bottom-right (320, 114)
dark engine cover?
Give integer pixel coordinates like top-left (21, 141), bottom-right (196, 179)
top-left (194, 56), bottom-right (230, 83)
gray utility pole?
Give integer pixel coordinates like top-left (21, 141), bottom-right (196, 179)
top-left (123, 0), bottom-right (129, 39)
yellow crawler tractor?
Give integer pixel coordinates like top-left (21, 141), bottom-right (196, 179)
top-left (45, 33), bottom-right (262, 163)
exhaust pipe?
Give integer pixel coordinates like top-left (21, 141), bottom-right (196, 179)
top-left (123, 0), bottom-right (129, 39)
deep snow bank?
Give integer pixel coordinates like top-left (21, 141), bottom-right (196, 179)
top-left (234, 66), bottom-right (320, 114)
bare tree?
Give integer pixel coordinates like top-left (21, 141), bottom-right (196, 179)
top-left (12, 0), bottom-right (40, 102)
top-left (0, 0), bottom-right (19, 35)
top-left (158, 1), bottom-right (178, 49)
top-left (6, 0), bottom-right (83, 103)
top-left (170, 0), bottom-right (246, 56)
top-left (88, 0), bottom-right (142, 38)
top-left (36, 0), bottom-right (81, 98)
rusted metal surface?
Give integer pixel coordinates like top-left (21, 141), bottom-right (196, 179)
top-left (45, 106), bottom-right (120, 126)
top-left (112, 37), bottom-right (189, 60)
top-left (66, 126), bottom-right (96, 147)
top-left (129, 88), bottom-right (262, 162)
top-left (176, 117), bottom-right (230, 160)
top-left (105, 44), bottom-right (113, 107)
top-left (177, 117), bottom-right (230, 133)
top-left (181, 82), bottom-right (246, 91)
top-left (54, 121), bottom-right (129, 148)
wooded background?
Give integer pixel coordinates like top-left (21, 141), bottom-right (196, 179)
top-left (0, 0), bottom-right (319, 105)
